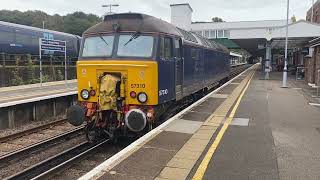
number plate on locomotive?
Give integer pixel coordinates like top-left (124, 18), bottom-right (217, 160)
top-left (130, 84), bottom-right (146, 88)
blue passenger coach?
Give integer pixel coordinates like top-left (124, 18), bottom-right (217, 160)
top-left (0, 21), bottom-right (81, 57)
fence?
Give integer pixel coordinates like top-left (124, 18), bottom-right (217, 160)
top-left (0, 52), bottom-right (77, 87)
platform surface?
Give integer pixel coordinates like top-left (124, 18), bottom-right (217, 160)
top-left (0, 80), bottom-right (77, 105)
top-left (83, 65), bottom-right (320, 180)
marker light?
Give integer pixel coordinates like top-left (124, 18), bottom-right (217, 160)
top-left (81, 89), bottom-right (90, 100)
top-left (89, 90), bottom-right (96, 96)
top-left (130, 91), bottom-right (137, 98)
top-left (137, 92), bottom-right (148, 103)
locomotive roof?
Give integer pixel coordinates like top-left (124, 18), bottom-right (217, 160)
top-left (0, 21), bottom-right (77, 38)
top-left (84, 13), bottom-right (181, 36)
top-left (84, 13), bottom-right (229, 53)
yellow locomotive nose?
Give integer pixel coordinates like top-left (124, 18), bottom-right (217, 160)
top-left (76, 60), bottom-right (158, 106)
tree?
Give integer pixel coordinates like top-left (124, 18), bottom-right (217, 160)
top-left (291, 15), bottom-right (297, 23)
top-left (0, 10), bottom-right (101, 35)
top-left (212, 17), bottom-right (224, 22)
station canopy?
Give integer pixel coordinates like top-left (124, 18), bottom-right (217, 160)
top-left (231, 20), bottom-right (320, 56)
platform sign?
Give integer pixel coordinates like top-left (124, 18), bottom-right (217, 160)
top-left (39, 38), bottom-right (67, 86)
top-left (40, 39), bottom-right (66, 52)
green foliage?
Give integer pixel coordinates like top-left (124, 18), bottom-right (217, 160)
top-left (11, 56), bottom-right (24, 86)
top-left (56, 70), bottom-right (64, 81)
top-left (26, 54), bottom-right (39, 84)
top-left (212, 17), bottom-right (224, 22)
top-left (0, 10), bottom-right (101, 36)
top-left (291, 15), bottom-right (297, 23)
top-left (42, 74), bottom-right (50, 83)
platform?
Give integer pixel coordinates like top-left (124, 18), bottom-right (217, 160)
top-left (81, 64), bottom-right (320, 180)
top-left (0, 80), bottom-right (77, 107)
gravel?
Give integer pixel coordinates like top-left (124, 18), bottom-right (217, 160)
top-left (0, 116), bottom-right (66, 138)
top-left (0, 135), bottom-right (86, 179)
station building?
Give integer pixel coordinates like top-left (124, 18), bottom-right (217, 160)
top-left (170, 3), bottom-right (320, 86)
top-left (306, 0), bottom-right (320, 87)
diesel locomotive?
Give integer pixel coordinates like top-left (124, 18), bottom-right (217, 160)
top-left (67, 13), bottom-right (230, 141)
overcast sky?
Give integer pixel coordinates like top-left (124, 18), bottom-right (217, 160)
top-left (1, 0), bottom-right (313, 22)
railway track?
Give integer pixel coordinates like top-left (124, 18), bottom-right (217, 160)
top-left (0, 119), bottom-right (79, 157)
top-left (6, 140), bottom-right (110, 180)
top-left (0, 119), bottom-right (66, 144)
top-left (0, 120), bottom-right (86, 179)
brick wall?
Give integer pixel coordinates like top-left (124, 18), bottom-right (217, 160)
top-left (316, 47), bottom-right (320, 85)
top-left (305, 56), bottom-right (314, 84)
top-left (306, 1), bottom-right (320, 23)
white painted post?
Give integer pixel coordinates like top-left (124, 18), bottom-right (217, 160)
top-left (39, 38), bottom-right (43, 87)
top-left (64, 44), bottom-right (67, 84)
top-left (282, 0), bottom-right (289, 88)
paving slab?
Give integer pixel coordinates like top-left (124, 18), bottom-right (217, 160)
top-left (99, 131), bottom-right (191, 180)
top-left (92, 66), bottom-right (254, 180)
top-left (188, 70), bottom-right (320, 180)
top-left (217, 84), bottom-right (238, 94)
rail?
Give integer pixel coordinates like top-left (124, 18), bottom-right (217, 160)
top-left (6, 139), bottom-right (110, 180)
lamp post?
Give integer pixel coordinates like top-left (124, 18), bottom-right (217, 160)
top-left (282, 0), bottom-right (289, 88)
top-left (102, 4), bottom-right (119, 14)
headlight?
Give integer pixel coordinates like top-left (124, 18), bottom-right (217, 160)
top-left (137, 92), bottom-right (148, 103)
top-left (81, 89), bottom-right (90, 100)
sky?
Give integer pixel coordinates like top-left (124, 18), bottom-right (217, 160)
top-left (1, 0), bottom-right (313, 22)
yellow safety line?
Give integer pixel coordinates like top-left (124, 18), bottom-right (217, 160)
top-left (192, 69), bottom-right (255, 180)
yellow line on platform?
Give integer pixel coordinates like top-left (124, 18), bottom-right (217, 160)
top-left (192, 70), bottom-right (255, 180)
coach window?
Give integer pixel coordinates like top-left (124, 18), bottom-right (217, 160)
top-left (191, 49), bottom-right (199, 60)
top-left (0, 31), bottom-right (14, 43)
top-left (159, 37), bottom-right (173, 60)
top-left (174, 39), bottom-right (181, 58)
top-left (16, 33), bottom-right (31, 44)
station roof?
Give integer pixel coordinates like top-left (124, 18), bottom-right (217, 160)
top-left (230, 20), bottom-right (320, 56)
top-left (212, 38), bottom-right (240, 49)
top-left (191, 20), bottom-right (289, 30)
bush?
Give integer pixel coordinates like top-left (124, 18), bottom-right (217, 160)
top-left (11, 57), bottom-right (24, 86)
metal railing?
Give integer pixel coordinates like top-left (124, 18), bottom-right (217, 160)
top-left (0, 52), bottom-right (78, 87)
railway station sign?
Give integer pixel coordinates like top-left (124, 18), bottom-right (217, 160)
top-left (40, 39), bottom-right (66, 52)
top-left (39, 38), bottom-right (68, 86)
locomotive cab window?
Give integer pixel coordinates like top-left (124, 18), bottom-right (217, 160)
top-left (82, 35), bottom-right (114, 57)
top-left (159, 37), bottom-right (173, 60)
top-left (117, 35), bottom-right (154, 58)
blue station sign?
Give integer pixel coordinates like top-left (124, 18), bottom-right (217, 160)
top-left (40, 38), bottom-right (66, 52)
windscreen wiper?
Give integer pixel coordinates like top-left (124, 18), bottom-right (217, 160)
top-left (124, 31), bottom-right (141, 46)
top-left (98, 34), bottom-right (109, 46)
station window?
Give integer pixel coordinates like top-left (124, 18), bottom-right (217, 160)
top-left (210, 30), bottom-right (216, 38)
top-left (224, 30), bottom-right (230, 38)
top-left (160, 37), bottom-right (173, 59)
top-left (204, 30), bottom-right (210, 38)
top-left (217, 30), bottom-right (224, 38)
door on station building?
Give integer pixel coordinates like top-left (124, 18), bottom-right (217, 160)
top-left (174, 38), bottom-right (183, 100)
